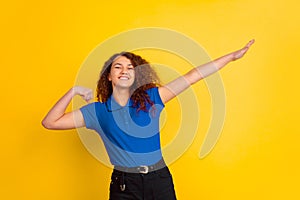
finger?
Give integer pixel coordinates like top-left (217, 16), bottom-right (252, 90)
top-left (246, 39), bottom-right (255, 48)
top-left (83, 96), bottom-right (91, 102)
top-left (86, 93), bottom-right (94, 102)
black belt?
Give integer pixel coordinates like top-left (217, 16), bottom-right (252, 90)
top-left (114, 159), bottom-right (167, 192)
top-left (114, 159), bottom-right (166, 174)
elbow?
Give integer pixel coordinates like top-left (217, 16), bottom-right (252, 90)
top-left (184, 72), bottom-right (203, 86)
top-left (41, 119), bottom-right (56, 130)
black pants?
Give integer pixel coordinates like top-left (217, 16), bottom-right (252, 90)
top-left (109, 166), bottom-right (177, 200)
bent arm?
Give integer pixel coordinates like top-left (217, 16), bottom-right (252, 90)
top-left (42, 86), bottom-right (93, 130)
top-left (159, 40), bottom-right (255, 103)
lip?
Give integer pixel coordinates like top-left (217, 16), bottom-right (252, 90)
top-left (119, 76), bottom-right (129, 80)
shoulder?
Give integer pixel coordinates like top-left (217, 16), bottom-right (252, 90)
top-left (146, 87), bottom-right (164, 106)
top-left (145, 87), bottom-right (159, 98)
top-left (146, 87), bottom-right (158, 94)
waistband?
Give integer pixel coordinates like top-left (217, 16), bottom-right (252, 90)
top-left (114, 159), bottom-right (166, 174)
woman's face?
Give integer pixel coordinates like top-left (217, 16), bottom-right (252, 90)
top-left (108, 56), bottom-right (135, 90)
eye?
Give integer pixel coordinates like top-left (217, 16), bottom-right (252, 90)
top-left (128, 64), bottom-right (134, 70)
top-left (113, 64), bottom-right (121, 69)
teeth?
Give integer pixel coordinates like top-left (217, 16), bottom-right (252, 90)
top-left (119, 77), bottom-right (129, 80)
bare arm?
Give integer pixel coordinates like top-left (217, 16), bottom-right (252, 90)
top-left (159, 40), bottom-right (255, 103)
top-left (42, 86), bottom-right (93, 130)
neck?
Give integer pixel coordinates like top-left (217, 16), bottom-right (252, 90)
top-left (112, 88), bottom-right (130, 106)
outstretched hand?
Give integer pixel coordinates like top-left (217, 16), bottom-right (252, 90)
top-left (231, 39), bottom-right (255, 61)
top-left (73, 86), bottom-right (93, 102)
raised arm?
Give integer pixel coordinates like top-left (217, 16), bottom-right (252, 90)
top-left (42, 86), bottom-right (93, 130)
top-left (159, 40), bottom-right (255, 103)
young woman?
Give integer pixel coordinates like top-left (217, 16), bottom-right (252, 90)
top-left (42, 39), bottom-right (254, 200)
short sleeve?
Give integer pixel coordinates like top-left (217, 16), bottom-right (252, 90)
top-left (147, 87), bottom-right (165, 107)
top-left (80, 103), bottom-right (98, 130)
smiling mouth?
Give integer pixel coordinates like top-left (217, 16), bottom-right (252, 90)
top-left (119, 76), bottom-right (129, 80)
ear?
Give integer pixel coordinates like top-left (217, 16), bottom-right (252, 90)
top-left (108, 73), bottom-right (112, 81)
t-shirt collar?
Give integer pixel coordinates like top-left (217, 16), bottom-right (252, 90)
top-left (105, 95), bottom-right (134, 112)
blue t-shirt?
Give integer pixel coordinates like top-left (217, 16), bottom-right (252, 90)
top-left (80, 87), bottom-right (165, 167)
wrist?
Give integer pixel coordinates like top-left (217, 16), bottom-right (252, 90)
top-left (71, 86), bottom-right (79, 96)
top-left (227, 52), bottom-right (236, 62)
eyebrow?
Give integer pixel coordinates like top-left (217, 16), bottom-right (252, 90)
top-left (112, 63), bottom-right (133, 66)
top-left (112, 62), bottom-right (122, 66)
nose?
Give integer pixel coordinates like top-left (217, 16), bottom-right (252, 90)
top-left (121, 67), bottom-right (129, 74)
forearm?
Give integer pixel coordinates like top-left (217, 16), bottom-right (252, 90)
top-left (162, 54), bottom-right (233, 100)
top-left (185, 39), bottom-right (255, 85)
top-left (159, 39), bottom-right (254, 103)
top-left (185, 53), bottom-right (234, 85)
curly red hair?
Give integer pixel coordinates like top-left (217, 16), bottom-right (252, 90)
top-left (96, 52), bottom-right (161, 112)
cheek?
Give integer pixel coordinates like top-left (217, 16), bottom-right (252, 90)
top-left (130, 71), bottom-right (135, 79)
top-left (108, 71), bottom-right (117, 81)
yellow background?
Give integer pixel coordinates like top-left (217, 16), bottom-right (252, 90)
top-left (1, 0), bottom-right (299, 199)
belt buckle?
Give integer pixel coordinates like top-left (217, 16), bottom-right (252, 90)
top-left (138, 165), bottom-right (149, 174)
